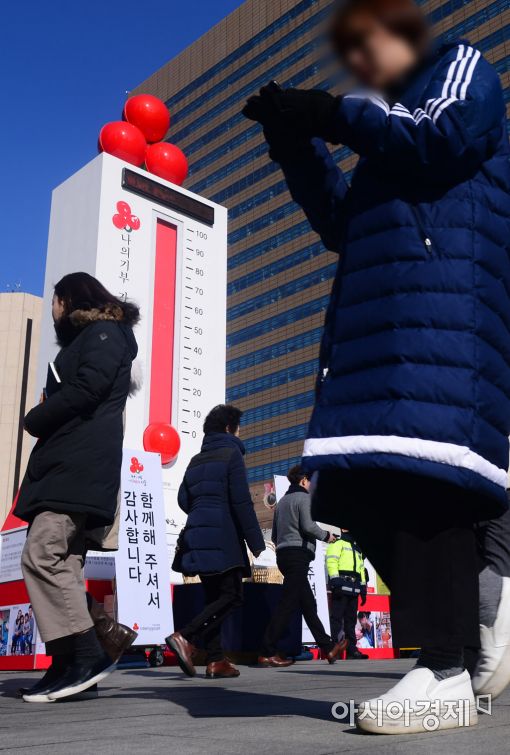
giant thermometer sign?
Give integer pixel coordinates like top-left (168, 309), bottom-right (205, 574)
top-left (38, 153), bottom-right (228, 580)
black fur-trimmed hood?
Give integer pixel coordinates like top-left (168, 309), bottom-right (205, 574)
top-left (55, 303), bottom-right (139, 354)
top-left (70, 303), bottom-right (139, 328)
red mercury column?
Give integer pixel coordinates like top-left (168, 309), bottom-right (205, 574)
top-left (149, 219), bottom-right (178, 426)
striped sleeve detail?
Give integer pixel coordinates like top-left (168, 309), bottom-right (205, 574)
top-left (424, 44), bottom-right (481, 124)
top-left (344, 45), bottom-right (481, 126)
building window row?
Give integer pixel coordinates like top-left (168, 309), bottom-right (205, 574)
top-left (228, 179), bottom-right (288, 220)
top-left (174, 0), bottom-right (489, 129)
top-left (227, 295), bottom-right (329, 348)
top-left (209, 144), bottom-right (353, 207)
top-left (439, 0), bottom-right (508, 45)
top-left (228, 170), bottom-right (354, 246)
top-left (217, 144), bottom-right (352, 207)
top-left (229, 218), bottom-right (310, 270)
top-left (247, 456), bottom-right (302, 483)
top-left (172, 57), bottom-right (327, 147)
top-left (242, 390), bottom-right (315, 427)
top-left (227, 327), bottom-right (323, 375)
top-left (228, 262), bottom-right (336, 322)
top-left (244, 423), bottom-right (310, 455)
top-left (172, 10), bottom-right (329, 126)
top-left (228, 240), bottom-right (325, 296)
top-left (180, 19), bottom-right (507, 163)
top-left (165, 0), bottom-right (320, 109)
top-left (227, 358), bottom-right (318, 402)
top-left (189, 141), bottom-right (267, 189)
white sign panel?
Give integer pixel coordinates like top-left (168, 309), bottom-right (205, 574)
top-left (84, 552), bottom-right (116, 581)
top-left (0, 528), bottom-right (27, 584)
top-left (273, 475), bottom-right (331, 642)
top-left (116, 449), bottom-right (173, 645)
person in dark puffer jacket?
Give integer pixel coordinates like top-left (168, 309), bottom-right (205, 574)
top-left (16, 272), bottom-right (139, 704)
top-left (167, 405), bottom-right (265, 680)
top-left (243, 0), bottom-right (510, 735)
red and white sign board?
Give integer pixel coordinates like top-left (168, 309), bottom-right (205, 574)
top-left (116, 449), bottom-right (173, 644)
top-left (37, 152), bottom-right (228, 580)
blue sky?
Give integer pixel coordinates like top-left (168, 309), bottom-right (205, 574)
top-left (1, 0), bottom-right (243, 296)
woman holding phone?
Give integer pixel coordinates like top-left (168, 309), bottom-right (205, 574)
top-left (243, 0), bottom-right (510, 735)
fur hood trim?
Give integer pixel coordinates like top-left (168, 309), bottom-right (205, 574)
top-left (70, 305), bottom-right (125, 327)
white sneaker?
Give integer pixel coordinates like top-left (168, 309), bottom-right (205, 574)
top-left (356, 667), bottom-right (477, 734)
top-left (473, 575), bottom-right (510, 699)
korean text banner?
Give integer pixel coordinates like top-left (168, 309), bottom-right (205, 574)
top-left (116, 450), bottom-right (173, 645)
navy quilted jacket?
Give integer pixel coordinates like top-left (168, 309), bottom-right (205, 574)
top-left (276, 42), bottom-right (510, 510)
top-left (176, 432), bottom-right (265, 576)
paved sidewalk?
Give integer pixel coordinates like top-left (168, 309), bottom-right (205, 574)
top-left (0, 660), bottom-right (509, 754)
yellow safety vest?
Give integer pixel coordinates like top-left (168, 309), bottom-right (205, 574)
top-left (326, 538), bottom-right (366, 583)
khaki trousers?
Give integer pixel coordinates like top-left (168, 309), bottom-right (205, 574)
top-left (21, 510), bottom-right (93, 643)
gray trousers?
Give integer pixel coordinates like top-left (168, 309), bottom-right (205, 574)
top-left (477, 506), bottom-right (510, 577)
top-left (21, 510), bottom-right (93, 644)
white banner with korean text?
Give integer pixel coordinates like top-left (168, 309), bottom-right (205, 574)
top-left (116, 449), bottom-right (173, 645)
top-left (274, 475), bottom-right (331, 643)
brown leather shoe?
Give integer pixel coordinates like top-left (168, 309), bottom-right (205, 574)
top-left (166, 631), bottom-right (197, 677)
top-left (88, 594), bottom-right (138, 662)
top-left (326, 639), bottom-right (348, 665)
top-left (257, 655), bottom-right (294, 668)
top-left (206, 659), bottom-right (240, 678)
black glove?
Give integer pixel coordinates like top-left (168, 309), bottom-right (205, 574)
top-left (329, 577), bottom-right (344, 594)
top-left (360, 585), bottom-right (367, 606)
top-left (243, 81), bottom-right (341, 143)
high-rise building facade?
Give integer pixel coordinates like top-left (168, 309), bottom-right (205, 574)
top-left (0, 293), bottom-right (42, 524)
top-left (134, 0), bottom-right (509, 525)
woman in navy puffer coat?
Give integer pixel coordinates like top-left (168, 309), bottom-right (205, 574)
top-left (244, 0), bottom-right (510, 733)
top-left (168, 405), bottom-right (264, 679)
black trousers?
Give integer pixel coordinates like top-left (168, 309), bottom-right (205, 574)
top-left (261, 548), bottom-right (333, 657)
top-left (180, 568), bottom-right (243, 663)
top-left (330, 591), bottom-right (358, 652)
top-left (316, 471), bottom-right (481, 649)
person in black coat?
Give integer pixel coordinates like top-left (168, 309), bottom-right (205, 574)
top-left (167, 404), bottom-right (265, 679)
top-left (15, 272), bottom-right (139, 703)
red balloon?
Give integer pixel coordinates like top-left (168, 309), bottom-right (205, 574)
top-left (145, 142), bottom-right (188, 186)
top-left (124, 94), bottom-right (170, 143)
top-left (99, 121), bottom-right (146, 166)
top-left (143, 423), bottom-right (181, 465)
